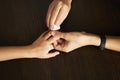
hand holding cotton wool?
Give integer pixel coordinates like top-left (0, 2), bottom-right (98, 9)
top-left (52, 25), bottom-right (60, 30)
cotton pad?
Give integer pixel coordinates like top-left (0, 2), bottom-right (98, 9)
top-left (52, 25), bottom-right (60, 30)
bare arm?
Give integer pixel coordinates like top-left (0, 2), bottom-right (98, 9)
top-left (0, 46), bottom-right (32, 61)
top-left (85, 33), bottom-right (120, 52)
top-left (105, 36), bottom-right (120, 52)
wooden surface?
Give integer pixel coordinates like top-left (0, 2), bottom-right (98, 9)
top-left (0, 0), bottom-right (120, 80)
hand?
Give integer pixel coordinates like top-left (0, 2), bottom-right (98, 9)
top-left (53, 31), bottom-right (100, 52)
top-left (30, 31), bottom-right (60, 59)
top-left (46, 0), bottom-right (72, 30)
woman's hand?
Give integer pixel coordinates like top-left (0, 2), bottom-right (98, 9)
top-left (53, 31), bottom-right (100, 52)
top-left (30, 31), bottom-right (60, 59)
top-left (0, 31), bottom-right (60, 61)
top-left (46, 0), bottom-right (72, 30)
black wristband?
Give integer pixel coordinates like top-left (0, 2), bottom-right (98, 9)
top-left (99, 34), bottom-right (106, 50)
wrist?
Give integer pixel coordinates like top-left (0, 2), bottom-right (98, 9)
top-left (21, 45), bottom-right (35, 58)
top-left (83, 33), bottom-right (101, 46)
top-left (21, 45), bottom-right (40, 58)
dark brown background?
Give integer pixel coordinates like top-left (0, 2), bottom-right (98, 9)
top-left (0, 0), bottom-right (120, 80)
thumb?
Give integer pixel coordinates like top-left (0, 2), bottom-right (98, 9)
top-left (48, 51), bottom-right (60, 58)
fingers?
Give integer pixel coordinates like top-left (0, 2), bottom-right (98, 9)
top-left (46, 1), bottom-right (70, 30)
top-left (40, 31), bottom-right (66, 43)
top-left (47, 35), bottom-right (60, 44)
top-left (47, 31), bottom-right (66, 44)
top-left (46, 1), bottom-right (61, 29)
top-left (40, 31), bottom-right (49, 38)
top-left (46, 0), bottom-right (72, 31)
top-left (55, 5), bottom-right (70, 26)
top-left (49, 3), bottom-right (61, 29)
top-left (40, 31), bottom-right (55, 40)
top-left (40, 31), bottom-right (64, 42)
top-left (46, 2), bottom-right (54, 28)
top-left (44, 31), bottom-right (55, 40)
top-left (34, 31), bottom-right (49, 43)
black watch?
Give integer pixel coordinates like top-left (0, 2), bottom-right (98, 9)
top-left (99, 34), bottom-right (106, 50)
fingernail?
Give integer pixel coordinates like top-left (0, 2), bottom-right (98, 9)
top-left (52, 25), bottom-right (60, 30)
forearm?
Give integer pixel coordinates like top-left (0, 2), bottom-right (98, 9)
top-left (0, 46), bottom-right (32, 61)
top-left (105, 36), bottom-right (120, 52)
top-left (85, 33), bottom-right (120, 52)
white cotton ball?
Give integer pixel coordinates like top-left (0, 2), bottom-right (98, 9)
top-left (52, 25), bottom-right (60, 30)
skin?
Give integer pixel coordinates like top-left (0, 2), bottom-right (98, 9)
top-left (46, 0), bottom-right (120, 52)
top-left (46, 0), bottom-right (72, 30)
top-left (0, 31), bottom-right (119, 61)
top-left (0, 31), bottom-right (60, 61)
top-left (1, 0), bottom-right (120, 61)
top-left (105, 36), bottom-right (120, 52)
top-left (53, 31), bottom-right (120, 52)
